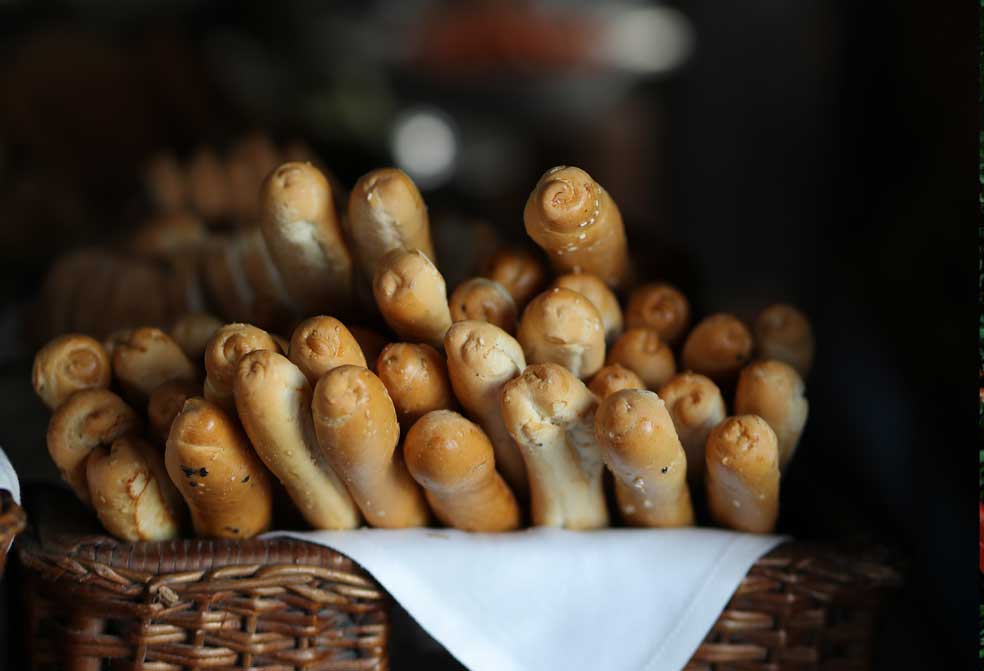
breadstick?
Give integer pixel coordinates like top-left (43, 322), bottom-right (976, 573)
top-left (72, 252), bottom-right (121, 336)
top-left (288, 315), bottom-right (366, 385)
top-left (734, 360), bottom-right (808, 468)
top-left (32, 334), bottom-right (111, 410)
top-left (523, 165), bottom-right (629, 287)
top-left (552, 272), bottom-right (623, 343)
top-left (143, 152), bottom-right (187, 213)
top-left (517, 288), bottom-right (605, 380)
top-left (594, 389), bottom-right (694, 527)
top-left (87, 435), bottom-right (184, 541)
top-left (312, 365), bottom-right (429, 528)
top-left (350, 326), bottom-right (389, 371)
top-left (681, 314), bottom-right (753, 387)
top-left (404, 410), bottom-right (520, 531)
top-left (148, 379), bottom-right (201, 444)
top-left (226, 133), bottom-right (281, 222)
top-left (449, 277), bottom-right (518, 332)
top-left (658, 372), bottom-right (726, 484)
top-left (163, 249), bottom-right (208, 317)
top-left (129, 211), bottom-right (206, 259)
top-left (500, 363), bottom-right (607, 529)
top-left (46, 389), bottom-right (142, 505)
top-left (754, 304), bottom-right (815, 377)
top-left (373, 248), bottom-right (452, 349)
top-left (165, 397), bottom-right (274, 538)
top-left (606, 327), bottom-right (676, 390)
top-left (259, 161), bottom-right (353, 314)
top-left (203, 323), bottom-right (279, 413)
top-left (200, 235), bottom-right (254, 323)
top-left (236, 226), bottom-right (296, 328)
top-left (347, 167), bottom-right (435, 280)
top-left (112, 327), bottom-right (197, 401)
top-left (235, 351), bottom-right (361, 529)
top-left (103, 328), bottom-right (133, 360)
top-left (376, 343), bottom-right (456, 432)
top-left (187, 148), bottom-right (232, 221)
top-left (588, 364), bottom-right (645, 400)
top-left (483, 247), bottom-right (547, 310)
top-left (705, 415), bottom-right (779, 533)
top-left (444, 320), bottom-right (528, 496)
top-left (170, 312), bottom-right (223, 364)
top-left (624, 283), bottom-right (691, 346)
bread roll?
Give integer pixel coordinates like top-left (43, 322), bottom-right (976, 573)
top-left (166, 397), bottom-right (274, 538)
top-left (734, 360), bottom-right (808, 468)
top-left (606, 328), bottom-right (676, 390)
top-left (163, 248), bottom-right (208, 316)
top-left (39, 248), bottom-right (97, 338)
top-left (259, 162), bottom-right (353, 314)
top-left (72, 253), bottom-right (121, 336)
top-left (47, 389), bottom-right (142, 505)
top-left (288, 315), bottom-right (366, 385)
top-left (373, 248), bottom-right (452, 349)
top-left (187, 148), bottom-right (231, 221)
top-left (594, 389), bottom-right (694, 527)
top-left (517, 288), bottom-right (605, 380)
top-left (588, 364), bottom-right (645, 400)
top-left (112, 328), bottom-right (197, 402)
top-left (681, 314), bottom-right (753, 386)
top-left (552, 272), bottom-right (623, 343)
top-left (501, 363), bottom-right (607, 529)
top-left (129, 211), bottom-right (206, 259)
top-left (350, 326), bottom-right (388, 371)
top-left (170, 312), bottom-right (223, 364)
top-left (148, 379), bottom-right (201, 444)
top-left (203, 323), bottom-right (279, 413)
top-left (523, 166), bottom-right (629, 287)
top-left (483, 247), bottom-right (547, 309)
top-left (200, 235), bottom-right (254, 323)
top-left (347, 167), bottom-right (435, 280)
top-left (32, 334), bottom-right (111, 409)
top-left (103, 328), bottom-right (133, 360)
top-left (236, 226), bottom-right (296, 328)
top-left (754, 304), bottom-right (814, 377)
top-left (312, 365), bottom-right (429, 528)
top-left (444, 320), bottom-right (528, 496)
top-left (404, 410), bottom-right (520, 532)
top-left (143, 152), bottom-right (187, 213)
top-left (658, 373), bottom-right (726, 484)
top-left (705, 415), bottom-right (779, 533)
top-left (449, 277), bottom-right (518, 333)
top-left (235, 350), bottom-right (361, 529)
top-left (624, 283), bottom-right (691, 346)
top-left (87, 436), bottom-right (183, 541)
top-left (376, 343), bottom-right (456, 432)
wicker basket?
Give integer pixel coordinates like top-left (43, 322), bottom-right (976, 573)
top-left (0, 490), bottom-right (26, 579)
top-left (13, 487), bottom-right (900, 670)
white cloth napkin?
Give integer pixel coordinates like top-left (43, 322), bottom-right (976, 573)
top-left (0, 446), bottom-right (19, 504)
top-left (269, 527), bottom-right (784, 671)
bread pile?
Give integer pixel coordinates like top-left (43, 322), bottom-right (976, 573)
top-left (31, 162), bottom-right (813, 541)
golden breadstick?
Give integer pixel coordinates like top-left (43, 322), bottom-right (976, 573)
top-left (163, 249), bottom-right (208, 317)
top-left (449, 277), bottom-right (518, 333)
top-left (606, 327), bottom-right (676, 390)
top-left (523, 165), bottom-right (629, 287)
top-left (203, 323), bottom-right (279, 413)
top-left (347, 167), bottom-right (435, 280)
top-left (235, 351), bottom-right (361, 529)
top-left (594, 389), bottom-right (694, 527)
top-left (236, 226), bottom-right (296, 328)
top-left (148, 379), bottom-right (201, 444)
top-left (259, 161), bottom-right (353, 314)
top-left (501, 363), bottom-right (607, 529)
top-left (552, 272), bottom-right (623, 343)
top-left (517, 288), bottom-right (605, 380)
top-left (103, 328), bottom-right (133, 360)
top-left (226, 133), bottom-right (281, 222)
top-left (87, 435), bottom-right (184, 541)
top-left (705, 415), bottom-right (780, 533)
top-left (312, 365), bottom-right (429, 528)
top-left (187, 148), bottom-right (231, 221)
top-left (129, 211), bottom-right (206, 259)
top-left (624, 283), bottom-right (691, 346)
top-left (376, 343), bottom-right (456, 433)
top-left (658, 372), bottom-right (726, 484)
top-left (373, 248), bottom-right (452, 349)
top-left (444, 320), bottom-right (529, 497)
top-left (483, 247), bottom-right (547, 310)
top-left (350, 326), bottom-right (389, 371)
top-left (46, 389), bottom-right (142, 505)
top-left (588, 364), bottom-right (645, 400)
top-left (143, 152), bottom-right (187, 213)
top-left (200, 235), bottom-right (255, 323)
top-left (405, 410), bottom-right (520, 532)
top-left (288, 315), bottom-right (366, 385)
top-left (170, 312), bottom-right (223, 364)
top-left (32, 334), bottom-right (111, 409)
top-left (734, 360), bottom-right (808, 468)
top-left (112, 327), bottom-right (197, 402)
top-left (166, 397), bottom-right (274, 538)
top-left (754, 304), bottom-right (815, 377)
top-left (681, 314), bottom-right (754, 386)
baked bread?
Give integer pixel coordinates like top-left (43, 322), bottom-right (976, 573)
top-left (376, 342), bottom-right (456, 433)
top-left (203, 323), bottom-right (279, 413)
top-left (373, 248), bottom-right (452, 349)
top-left (111, 327), bottom-right (197, 402)
top-left (551, 272), bottom-right (623, 343)
top-left (588, 364), bottom-right (645, 400)
top-left (734, 360), bottom-right (808, 468)
top-left (449, 277), bottom-right (518, 333)
top-left (754, 304), bottom-right (814, 377)
top-left (32, 334), bottom-right (111, 409)
top-left (705, 415), bottom-right (780, 533)
top-left (606, 327), bottom-right (676, 390)
top-left (516, 287), bottom-right (605, 380)
top-left (288, 315), bottom-right (367, 385)
top-left (483, 246), bottom-right (547, 310)
top-left (681, 314), bottom-right (753, 387)
top-left (658, 372), bottom-right (726, 484)
top-left (624, 283), bottom-right (691, 346)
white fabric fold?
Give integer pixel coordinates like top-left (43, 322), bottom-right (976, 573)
top-left (0, 446), bottom-right (19, 504)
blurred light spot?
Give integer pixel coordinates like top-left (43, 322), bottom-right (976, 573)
top-left (600, 5), bottom-right (695, 74)
top-left (391, 108), bottom-right (457, 189)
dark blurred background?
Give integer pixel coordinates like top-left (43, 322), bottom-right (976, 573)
top-left (0, 0), bottom-right (975, 669)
